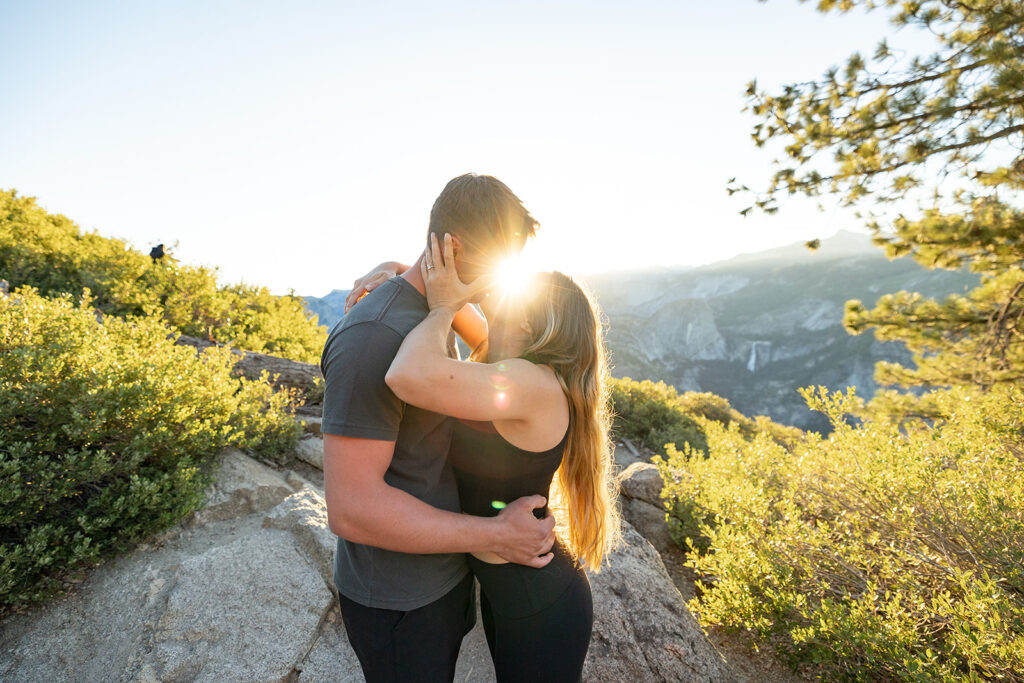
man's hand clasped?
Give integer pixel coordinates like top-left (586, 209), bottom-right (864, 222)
top-left (493, 495), bottom-right (557, 568)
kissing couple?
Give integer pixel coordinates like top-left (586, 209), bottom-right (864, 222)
top-left (320, 173), bottom-right (621, 682)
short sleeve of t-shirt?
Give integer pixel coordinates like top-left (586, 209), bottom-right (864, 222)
top-left (320, 321), bottom-right (404, 440)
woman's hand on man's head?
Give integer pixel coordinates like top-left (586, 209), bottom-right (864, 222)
top-left (422, 233), bottom-right (493, 315)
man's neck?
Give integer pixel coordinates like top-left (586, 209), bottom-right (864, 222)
top-left (400, 255), bottom-right (427, 297)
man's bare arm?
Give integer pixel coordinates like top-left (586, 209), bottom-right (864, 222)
top-left (323, 433), bottom-right (554, 566)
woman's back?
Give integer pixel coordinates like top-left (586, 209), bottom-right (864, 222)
top-left (448, 417), bottom-right (569, 521)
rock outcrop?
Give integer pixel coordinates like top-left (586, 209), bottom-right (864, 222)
top-left (618, 461), bottom-right (676, 555)
top-left (0, 442), bottom-right (726, 682)
top-left (586, 523), bottom-right (725, 682)
top-left (174, 334), bottom-right (323, 395)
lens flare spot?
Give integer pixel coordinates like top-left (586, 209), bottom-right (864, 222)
top-left (490, 374), bottom-right (510, 391)
top-left (491, 500), bottom-right (507, 510)
top-left (494, 391), bottom-right (509, 409)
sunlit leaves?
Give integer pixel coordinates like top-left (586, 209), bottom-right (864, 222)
top-left (0, 189), bottom-right (327, 363)
top-left (609, 377), bottom-right (803, 457)
top-left (658, 384), bottom-right (1024, 679)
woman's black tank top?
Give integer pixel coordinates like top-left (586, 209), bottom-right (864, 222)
top-left (448, 417), bottom-right (569, 520)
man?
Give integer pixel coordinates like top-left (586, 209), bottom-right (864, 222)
top-left (320, 174), bottom-right (556, 682)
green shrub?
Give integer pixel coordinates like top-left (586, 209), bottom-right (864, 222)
top-left (610, 376), bottom-right (803, 553)
top-left (610, 377), bottom-right (707, 453)
top-left (610, 376), bottom-right (802, 455)
top-left (0, 287), bottom-right (301, 614)
top-left (657, 384), bottom-right (1024, 681)
top-left (0, 189), bottom-right (326, 362)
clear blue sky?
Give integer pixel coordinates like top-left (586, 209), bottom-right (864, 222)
top-left (0, 0), bottom-right (937, 296)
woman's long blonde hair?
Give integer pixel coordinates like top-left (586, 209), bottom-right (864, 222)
top-left (474, 271), bottom-right (621, 570)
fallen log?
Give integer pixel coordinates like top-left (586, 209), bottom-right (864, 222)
top-left (173, 334), bottom-right (323, 396)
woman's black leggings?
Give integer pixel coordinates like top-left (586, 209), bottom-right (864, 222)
top-left (469, 540), bottom-right (593, 682)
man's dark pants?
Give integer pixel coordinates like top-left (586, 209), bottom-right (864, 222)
top-left (337, 572), bottom-right (477, 683)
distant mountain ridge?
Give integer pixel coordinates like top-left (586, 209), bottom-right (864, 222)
top-left (303, 289), bottom-right (349, 330)
top-left (303, 231), bottom-right (979, 432)
top-left (584, 230), bottom-right (977, 432)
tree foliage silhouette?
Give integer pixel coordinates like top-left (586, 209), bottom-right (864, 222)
top-left (735, 0), bottom-right (1024, 402)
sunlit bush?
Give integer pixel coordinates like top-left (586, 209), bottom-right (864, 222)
top-left (657, 385), bottom-right (1024, 681)
top-left (0, 189), bottom-right (326, 362)
top-left (609, 376), bottom-right (802, 455)
top-left (0, 287), bottom-right (301, 613)
top-left (610, 377), bottom-right (707, 453)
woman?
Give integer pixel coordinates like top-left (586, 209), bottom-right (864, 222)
top-left (383, 233), bottom-right (620, 682)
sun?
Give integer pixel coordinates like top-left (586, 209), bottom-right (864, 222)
top-left (494, 255), bottom-right (532, 297)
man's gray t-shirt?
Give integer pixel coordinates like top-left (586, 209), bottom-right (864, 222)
top-left (319, 276), bottom-right (468, 611)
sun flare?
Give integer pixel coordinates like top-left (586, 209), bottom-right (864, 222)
top-left (494, 255), bottom-right (532, 297)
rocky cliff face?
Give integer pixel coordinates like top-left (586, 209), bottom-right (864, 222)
top-left (586, 231), bottom-right (978, 432)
